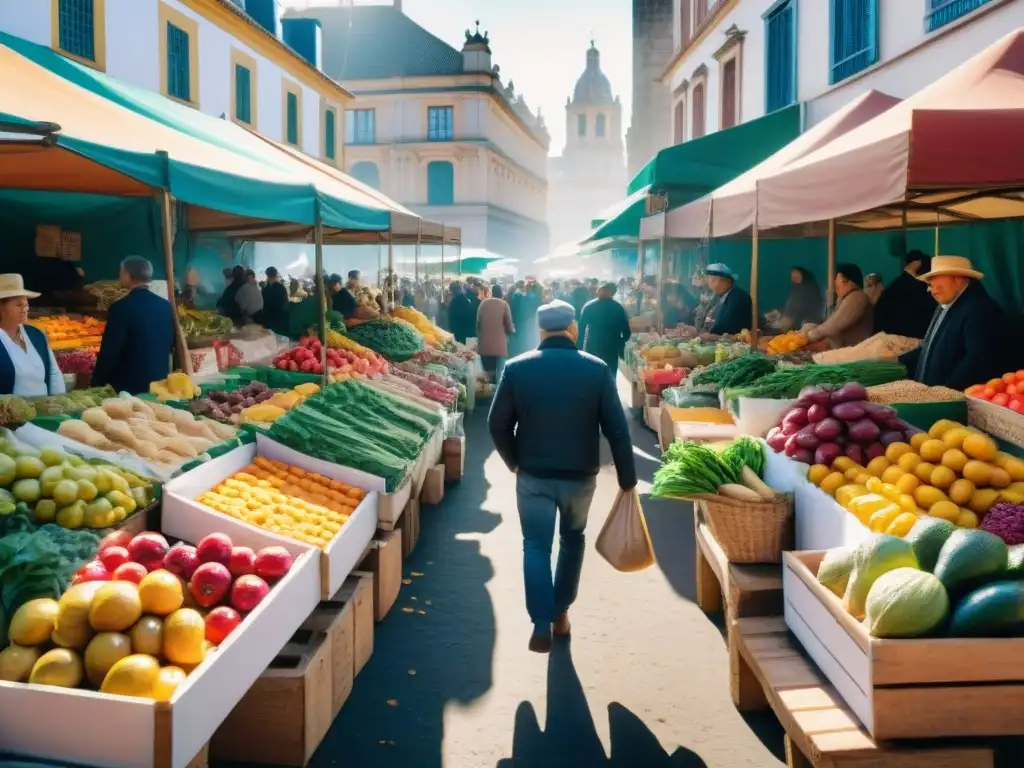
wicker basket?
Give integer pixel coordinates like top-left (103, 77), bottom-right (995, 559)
top-left (691, 492), bottom-right (794, 563)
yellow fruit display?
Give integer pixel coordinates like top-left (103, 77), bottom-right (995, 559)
top-left (929, 466), bottom-right (957, 490)
top-left (832, 457), bottom-right (858, 474)
top-left (8, 599), bottom-right (58, 646)
top-left (914, 462), bottom-right (937, 484)
top-left (898, 452), bottom-right (923, 472)
top-left (767, 331), bottom-right (809, 355)
top-left (0, 644), bottom-right (41, 682)
top-left (152, 665), bottom-right (188, 701)
top-left (130, 616), bottom-right (164, 656)
top-left (848, 494), bottom-right (893, 525)
top-left (995, 453), bottom-right (1024, 481)
top-left (808, 465), bottom-right (831, 486)
top-left (844, 467), bottom-right (863, 482)
top-left (53, 582), bottom-right (104, 649)
top-left (941, 449), bottom-right (968, 473)
top-left (962, 433), bottom-right (998, 461)
top-left (910, 433), bottom-right (931, 450)
top-left (29, 648), bottom-right (83, 688)
top-left (866, 457), bottom-right (891, 477)
top-left (957, 509), bottom-right (980, 528)
top-left (919, 440), bottom-right (947, 463)
top-left (84, 632), bottom-right (133, 687)
top-left (869, 505), bottom-right (902, 533)
top-left (100, 654), bottom-right (161, 697)
top-left (914, 485), bottom-right (949, 510)
top-left (163, 609), bottom-right (206, 666)
top-left (835, 484), bottom-right (868, 508)
top-left (819, 472), bottom-right (846, 497)
top-left (881, 466), bottom-right (905, 485)
top-left (89, 582), bottom-right (143, 632)
top-left (929, 500), bottom-right (961, 522)
top-left (895, 473), bottom-right (921, 495)
top-left (885, 442), bottom-right (913, 463)
top-left (886, 512), bottom-right (919, 538)
top-left (194, 457), bottom-right (365, 549)
top-left (138, 570), bottom-right (184, 616)
top-left (948, 478), bottom-right (976, 505)
top-left (928, 419), bottom-right (958, 439)
top-left (962, 460), bottom-right (993, 486)
top-left (942, 427), bottom-right (971, 449)
top-left (969, 488), bottom-right (1001, 514)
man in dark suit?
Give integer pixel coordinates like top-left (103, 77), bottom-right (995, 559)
top-left (578, 282), bottom-right (632, 371)
top-left (93, 256), bottom-right (174, 395)
top-left (898, 256), bottom-right (1006, 391)
top-left (488, 300), bottom-right (637, 654)
top-left (703, 263), bottom-right (754, 336)
top-left (874, 250), bottom-right (936, 339)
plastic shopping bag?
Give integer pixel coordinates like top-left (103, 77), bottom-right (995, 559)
top-left (595, 488), bottom-right (656, 572)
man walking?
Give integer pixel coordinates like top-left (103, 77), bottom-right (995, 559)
top-left (578, 281), bottom-right (632, 372)
top-left (488, 300), bottom-right (637, 653)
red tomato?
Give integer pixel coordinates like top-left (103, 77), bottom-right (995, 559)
top-left (987, 379), bottom-right (1005, 392)
top-left (993, 393), bottom-right (1010, 407)
top-left (1009, 384), bottom-right (1019, 396)
top-left (983, 387), bottom-right (998, 400)
top-left (965, 384), bottom-right (984, 396)
top-left (1017, 370), bottom-right (1024, 381)
top-left (1004, 373), bottom-right (1018, 385)
top-left (1011, 399), bottom-right (1024, 413)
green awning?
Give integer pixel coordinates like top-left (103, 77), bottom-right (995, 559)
top-left (584, 186), bottom-right (651, 242)
top-left (628, 104), bottom-right (802, 194)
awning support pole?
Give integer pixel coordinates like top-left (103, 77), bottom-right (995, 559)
top-left (657, 236), bottom-right (666, 334)
top-left (751, 205), bottom-right (761, 349)
top-left (156, 188), bottom-right (192, 376)
top-left (440, 239), bottom-right (446, 286)
top-left (387, 232), bottom-right (395, 308)
top-left (314, 206), bottom-right (328, 387)
top-left (934, 225), bottom-right (940, 255)
top-left (415, 220), bottom-right (422, 282)
top-left (827, 219), bottom-right (837, 313)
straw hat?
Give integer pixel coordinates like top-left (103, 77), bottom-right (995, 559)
top-left (0, 274), bottom-right (40, 300)
top-left (919, 256), bottom-right (984, 281)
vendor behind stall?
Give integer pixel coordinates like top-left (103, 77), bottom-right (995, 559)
top-left (803, 263), bottom-right (873, 349)
top-left (0, 274), bottom-right (65, 396)
top-left (773, 267), bottom-right (824, 331)
top-left (873, 250), bottom-right (935, 339)
top-left (702, 263), bottom-right (753, 336)
top-left (92, 256), bottom-right (174, 395)
top-left (898, 256), bottom-right (1008, 391)
top-left (260, 266), bottom-right (289, 334)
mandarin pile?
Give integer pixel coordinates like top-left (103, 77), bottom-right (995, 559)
top-left (195, 457), bottom-right (365, 548)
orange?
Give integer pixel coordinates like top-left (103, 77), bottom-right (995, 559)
top-left (138, 570), bottom-right (185, 616)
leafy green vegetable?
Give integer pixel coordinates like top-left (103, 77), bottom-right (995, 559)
top-left (0, 531), bottom-right (67, 646)
top-left (347, 319), bottom-right (424, 362)
top-left (689, 355), bottom-right (777, 389)
top-left (652, 437), bottom-right (766, 499)
top-left (726, 360), bottom-right (907, 400)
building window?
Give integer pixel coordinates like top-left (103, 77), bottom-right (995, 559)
top-left (691, 82), bottom-right (706, 138)
top-left (578, 114), bottom-right (587, 137)
top-left (350, 161), bottom-right (380, 190)
top-left (234, 65), bottom-right (252, 124)
top-left (765, 0), bottom-right (797, 113)
top-left (830, 0), bottom-right (879, 84)
top-left (678, 0), bottom-right (691, 47)
top-left (55, 0), bottom-right (104, 67)
top-left (925, 0), bottom-right (993, 31)
top-left (720, 59), bottom-right (738, 128)
top-left (286, 92), bottom-right (299, 144)
top-left (428, 106), bottom-right (454, 141)
top-left (595, 114), bottom-right (606, 138)
top-left (158, 3), bottom-right (198, 105)
top-left (427, 161), bottom-right (455, 205)
top-left (346, 109), bottom-right (375, 144)
top-left (694, 0), bottom-right (707, 27)
top-left (324, 108), bottom-right (337, 160)
top-left (673, 99), bottom-right (686, 144)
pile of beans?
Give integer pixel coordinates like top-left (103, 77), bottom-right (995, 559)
top-left (813, 333), bottom-right (920, 364)
top-left (867, 380), bottom-right (965, 404)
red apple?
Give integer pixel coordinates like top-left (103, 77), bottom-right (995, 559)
top-left (231, 575), bottom-right (270, 613)
top-left (98, 529), bottom-right (134, 554)
top-left (253, 546), bottom-right (293, 582)
top-left (111, 561), bottom-right (148, 584)
top-left (75, 560), bottom-right (111, 584)
top-left (163, 543), bottom-right (200, 580)
top-left (189, 562), bottom-right (233, 608)
top-left (196, 533), bottom-right (233, 567)
top-left (205, 606), bottom-right (242, 645)
top-left (127, 532), bottom-right (170, 571)
top-left (98, 546), bottom-right (131, 573)
top-left (228, 546), bottom-right (256, 577)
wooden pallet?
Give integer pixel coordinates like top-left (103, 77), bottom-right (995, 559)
top-left (732, 617), bottom-right (995, 768)
top-left (693, 515), bottom-right (783, 709)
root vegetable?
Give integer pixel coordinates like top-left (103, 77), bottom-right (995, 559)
top-left (740, 466), bottom-right (775, 499)
top-left (718, 483), bottom-right (763, 502)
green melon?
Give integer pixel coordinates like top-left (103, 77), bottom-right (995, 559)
top-left (817, 546), bottom-right (858, 598)
top-left (949, 581), bottom-right (1024, 637)
top-left (865, 567), bottom-right (949, 638)
top-left (843, 535), bottom-right (919, 619)
top-left (933, 529), bottom-right (1008, 597)
top-left (904, 516), bottom-right (957, 573)
top-left (1006, 544), bottom-right (1024, 579)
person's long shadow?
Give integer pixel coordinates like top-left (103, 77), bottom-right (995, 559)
top-left (307, 404), bottom-right (501, 768)
top-left (497, 642), bottom-right (708, 767)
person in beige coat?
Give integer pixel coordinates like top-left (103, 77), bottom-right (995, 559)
top-left (477, 284), bottom-right (515, 383)
top-left (803, 263), bottom-right (874, 349)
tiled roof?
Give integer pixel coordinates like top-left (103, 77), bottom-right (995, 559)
top-left (285, 5), bottom-right (465, 81)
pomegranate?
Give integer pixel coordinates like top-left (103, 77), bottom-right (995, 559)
top-left (231, 575), bottom-right (270, 613)
top-left (205, 606), bottom-right (242, 645)
top-left (189, 562), bottom-right (232, 608)
top-left (98, 529), bottom-right (134, 554)
top-left (112, 562), bottom-right (148, 584)
top-left (127, 532), bottom-right (170, 571)
top-left (228, 546), bottom-right (256, 577)
top-left (253, 547), bottom-right (293, 582)
top-left (163, 544), bottom-right (200, 580)
top-left (196, 533), bottom-right (233, 567)
top-left (75, 560), bottom-right (111, 583)
top-left (98, 546), bottom-right (131, 573)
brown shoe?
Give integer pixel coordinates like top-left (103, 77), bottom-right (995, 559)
top-left (529, 631), bottom-right (552, 654)
top-left (553, 613), bottom-right (571, 637)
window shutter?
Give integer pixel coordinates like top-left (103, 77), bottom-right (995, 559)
top-left (721, 59), bottom-right (737, 128)
top-left (325, 110), bottom-right (336, 159)
top-left (766, 1), bottom-right (795, 113)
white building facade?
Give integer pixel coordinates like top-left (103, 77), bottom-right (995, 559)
top-left (289, 3), bottom-right (550, 262)
top-left (663, 0), bottom-right (1024, 142)
top-left (548, 43), bottom-right (627, 250)
top-left (0, 0), bottom-right (351, 166)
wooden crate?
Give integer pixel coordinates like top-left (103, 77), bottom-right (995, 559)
top-left (784, 551), bottom-right (1024, 740)
top-left (332, 571), bottom-right (375, 677)
top-left (358, 529), bottom-right (403, 622)
top-left (420, 464), bottom-right (445, 505)
top-left (443, 437), bottom-right (464, 482)
top-left (211, 622), bottom-right (333, 766)
top-left (694, 514), bottom-right (783, 710)
top-left (399, 499), bottom-right (421, 559)
top-left (307, 601), bottom-right (355, 718)
top-left (732, 617), bottom-right (993, 768)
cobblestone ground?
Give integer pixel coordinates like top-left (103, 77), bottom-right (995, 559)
top-left (308, 380), bottom-right (785, 768)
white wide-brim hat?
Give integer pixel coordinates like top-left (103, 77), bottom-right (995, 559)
top-left (918, 255), bottom-right (984, 282)
top-left (0, 274), bottom-right (40, 300)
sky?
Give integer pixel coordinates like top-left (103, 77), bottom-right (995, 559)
top-left (281, 0), bottom-right (633, 156)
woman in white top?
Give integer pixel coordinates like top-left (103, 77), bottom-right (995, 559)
top-left (0, 274), bottom-right (65, 397)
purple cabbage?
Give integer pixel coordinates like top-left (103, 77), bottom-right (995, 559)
top-left (980, 503), bottom-right (1024, 545)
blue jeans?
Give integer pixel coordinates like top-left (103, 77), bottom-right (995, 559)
top-left (516, 473), bottom-right (598, 632)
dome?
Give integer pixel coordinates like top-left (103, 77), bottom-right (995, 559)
top-left (572, 42), bottom-right (614, 105)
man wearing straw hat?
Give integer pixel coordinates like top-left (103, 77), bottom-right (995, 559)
top-left (898, 256), bottom-right (1007, 391)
